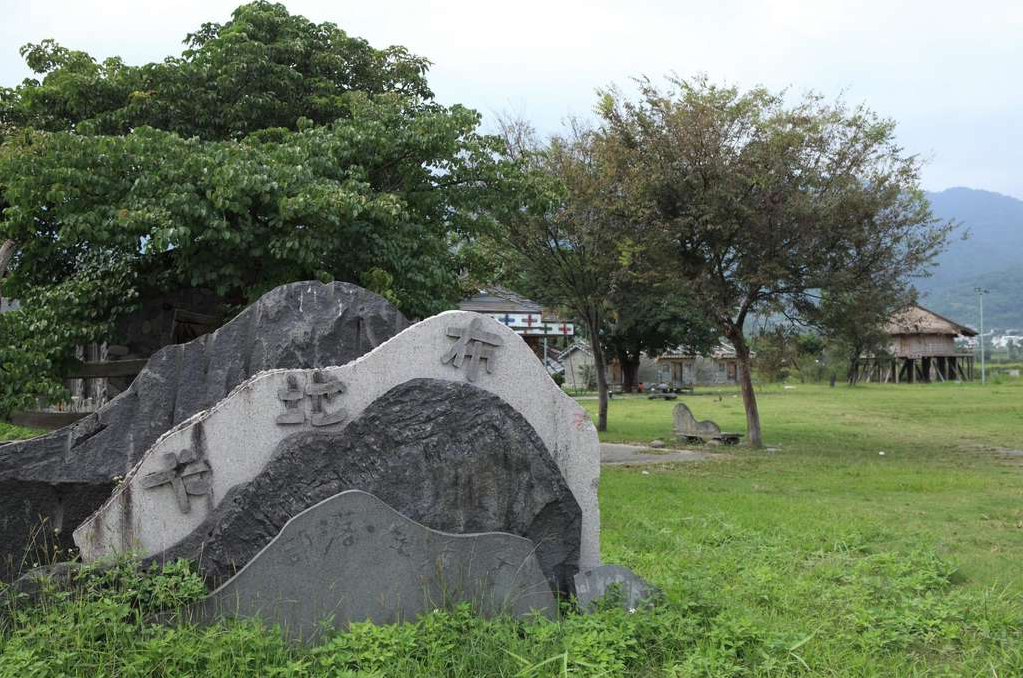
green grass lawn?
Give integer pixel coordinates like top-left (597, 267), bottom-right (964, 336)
top-left (2, 383), bottom-right (1021, 675)
top-left (0, 422), bottom-right (42, 442)
top-left (591, 381), bottom-right (1023, 675)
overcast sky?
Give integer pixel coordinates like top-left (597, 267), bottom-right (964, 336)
top-left (2, 0), bottom-right (1021, 199)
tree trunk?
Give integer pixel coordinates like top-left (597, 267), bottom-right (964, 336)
top-left (846, 344), bottom-right (862, 385)
top-left (620, 354), bottom-right (640, 393)
top-left (588, 322), bottom-right (609, 432)
top-left (729, 333), bottom-right (762, 447)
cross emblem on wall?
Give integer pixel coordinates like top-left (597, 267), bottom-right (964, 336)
top-left (442, 317), bottom-right (504, 382)
top-left (140, 448), bottom-right (212, 514)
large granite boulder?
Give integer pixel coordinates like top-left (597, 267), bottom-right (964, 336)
top-left (154, 378), bottom-right (582, 593)
top-left (0, 282), bottom-right (407, 581)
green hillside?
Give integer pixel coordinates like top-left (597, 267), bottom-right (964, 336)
top-left (918, 188), bottom-right (1023, 331)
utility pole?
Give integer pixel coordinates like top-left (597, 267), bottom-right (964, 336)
top-left (976, 287), bottom-right (988, 384)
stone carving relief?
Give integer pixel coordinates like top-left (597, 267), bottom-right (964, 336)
top-left (442, 317), bottom-right (504, 381)
top-left (275, 370), bottom-right (346, 426)
top-left (140, 448), bottom-right (212, 514)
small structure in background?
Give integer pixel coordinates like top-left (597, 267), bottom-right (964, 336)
top-left (646, 383), bottom-right (679, 400)
top-left (857, 304), bottom-right (977, 383)
top-left (560, 343), bottom-right (595, 390)
top-left (458, 287), bottom-right (574, 375)
top-left (655, 344), bottom-right (742, 388)
top-left (559, 342), bottom-right (744, 392)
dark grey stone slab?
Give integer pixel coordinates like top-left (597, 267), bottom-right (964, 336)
top-left (153, 378), bottom-right (582, 594)
top-left (174, 490), bottom-right (555, 643)
top-left (0, 281), bottom-right (407, 581)
top-left (573, 564), bottom-right (662, 612)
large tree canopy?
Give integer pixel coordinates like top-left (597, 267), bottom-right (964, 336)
top-left (0, 102), bottom-right (506, 315)
top-left (1, 2), bottom-right (433, 140)
top-left (0, 2), bottom-right (518, 414)
top-left (596, 77), bottom-right (951, 446)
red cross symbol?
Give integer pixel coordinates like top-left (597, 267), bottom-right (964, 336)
top-left (560, 323), bottom-right (571, 335)
top-left (525, 314), bottom-right (536, 327)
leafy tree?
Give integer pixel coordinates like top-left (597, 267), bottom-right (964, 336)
top-left (0, 2), bottom-right (517, 413)
top-left (0, 254), bottom-right (139, 415)
top-left (490, 119), bottom-right (628, 431)
top-left (817, 284), bottom-right (908, 384)
top-left (596, 77), bottom-right (951, 446)
top-left (750, 326), bottom-right (799, 383)
top-left (604, 279), bottom-right (717, 392)
top-left (1, 3), bottom-right (433, 140)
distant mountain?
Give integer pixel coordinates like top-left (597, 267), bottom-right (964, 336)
top-left (915, 188), bottom-right (1023, 332)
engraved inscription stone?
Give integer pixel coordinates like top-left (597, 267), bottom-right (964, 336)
top-left (672, 403), bottom-right (742, 444)
top-left (139, 448), bottom-right (212, 514)
top-left (442, 317), bottom-right (503, 381)
top-left (147, 379), bottom-right (581, 594)
top-left (174, 490), bottom-right (555, 643)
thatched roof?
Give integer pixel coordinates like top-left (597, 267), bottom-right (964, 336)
top-left (885, 304), bottom-right (977, 337)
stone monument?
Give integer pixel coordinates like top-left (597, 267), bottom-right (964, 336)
top-left (74, 311), bottom-right (601, 595)
top-left (0, 282), bottom-right (408, 581)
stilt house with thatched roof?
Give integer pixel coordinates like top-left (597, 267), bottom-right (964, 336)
top-left (858, 304), bottom-right (977, 383)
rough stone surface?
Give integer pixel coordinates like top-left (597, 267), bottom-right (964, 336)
top-left (174, 490), bottom-right (555, 643)
top-left (648, 439), bottom-right (666, 449)
top-left (0, 480), bottom-right (113, 579)
top-left (0, 282), bottom-right (407, 581)
top-left (75, 311), bottom-right (601, 574)
top-left (153, 378), bottom-right (581, 592)
top-left (573, 564), bottom-right (662, 612)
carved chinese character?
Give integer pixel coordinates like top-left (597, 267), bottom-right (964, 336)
top-left (139, 448), bottom-right (212, 514)
top-left (305, 370), bottom-right (346, 426)
top-left (276, 374), bottom-right (306, 424)
top-left (275, 371), bottom-right (346, 426)
top-left (388, 523), bottom-right (411, 557)
top-left (282, 535), bottom-right (306, 565)
top-left (442, 317), bottom-right (504, 382)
